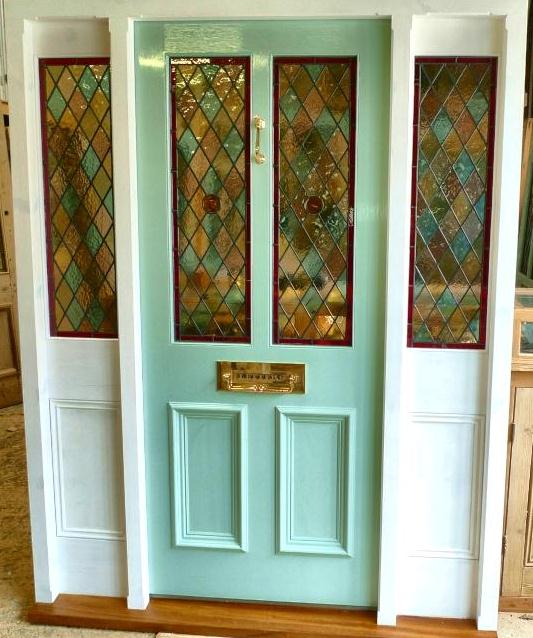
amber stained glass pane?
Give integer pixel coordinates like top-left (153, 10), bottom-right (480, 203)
top-left (171, 57), bottom-right (250, 342)
top-left (40, 59), bottom-right (117, 337)
top-left (273, 58), bottom-right (356, 345)
top-left (409, 58), bottom-right (497, 348)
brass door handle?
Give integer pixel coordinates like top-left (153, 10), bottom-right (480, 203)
top-left (253, 115), bottom-right (266, 164)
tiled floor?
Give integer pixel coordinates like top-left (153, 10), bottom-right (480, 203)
top-left (499, 613), bottom-right (533, 637)
top-left (0, 404), bottom-right (528, 637)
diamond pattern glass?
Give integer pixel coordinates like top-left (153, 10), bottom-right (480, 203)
top-left (171, 57), bottom-right (250, 342)
top-left (273, 58), bottom-right (356, 345)
top-left (408, 58), bottom-right (497, 348)
top-left (40, 59), bottom-right (117, 337)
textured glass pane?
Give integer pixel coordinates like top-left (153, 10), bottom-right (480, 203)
top-left (273, 58), bottom-right (356, 345)
top-left (0, 218), bottom-right (6, 272)
top-left (171, 57), bottom-right (250, 342)
top-left (409, 58), bottom-right (497, 348)
top-left (40, 59), bottom-right (117, 337)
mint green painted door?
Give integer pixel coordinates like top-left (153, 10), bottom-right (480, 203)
top-left (136, 19), bottom-right (390, 606)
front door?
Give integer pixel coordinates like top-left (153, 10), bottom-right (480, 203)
top-left (136, 19), bottom-right (390, 607)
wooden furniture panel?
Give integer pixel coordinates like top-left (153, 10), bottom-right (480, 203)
top-left (501, 386), bottom-right (533, 596)
top-left (0, 101), bottom-right (21, 408)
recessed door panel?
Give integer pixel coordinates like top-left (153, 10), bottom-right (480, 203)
top-left (136, 19), bottom-right (390, 606)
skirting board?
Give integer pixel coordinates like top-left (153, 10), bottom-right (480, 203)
top-left (28, 595), bottom-right (497, 637)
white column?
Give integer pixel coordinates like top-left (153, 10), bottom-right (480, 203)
top-left (5, 17), bottom-right (58, 602)
top-left (477, 10), bottom-right (528, 631)
top-left (109, 16), bottom-right (150, 610)
top-left (377, 13), bottom-right (414, 627)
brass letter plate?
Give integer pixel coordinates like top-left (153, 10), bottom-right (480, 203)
top-left (217, 361), bottom-right (305, 394)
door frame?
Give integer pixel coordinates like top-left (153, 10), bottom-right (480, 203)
top-left (4, 0), bottom-right (527, 631)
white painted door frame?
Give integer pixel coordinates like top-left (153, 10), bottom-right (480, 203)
top-left (4, 0), bottom-right (527, 630)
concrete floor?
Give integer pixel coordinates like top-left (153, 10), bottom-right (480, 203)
top-left (0, 403), bottom-right (529, 637)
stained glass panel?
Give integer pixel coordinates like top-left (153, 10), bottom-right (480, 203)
top-left (273, 58), bottom-right (356, 346)
top-left (171, 57), bottom-right (250, 342)
top-left (40, 59), bottom-right (117, 337)
top-left (408, 57), bottom-right (497, 348)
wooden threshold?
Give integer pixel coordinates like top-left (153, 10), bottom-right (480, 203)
top-left (28, 595), bottom-right (497, 637)
top-left (500, 596), bottom-right (533, 612)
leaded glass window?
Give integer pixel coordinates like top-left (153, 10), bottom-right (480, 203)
top-left (408, 57), bottom-right (497, 348)
top-left (40, 59), bottom-right (117, 337)
top-left (273, 57), bottom-right (356, 346)
top-left (170, 57), bottom-right (251, 342)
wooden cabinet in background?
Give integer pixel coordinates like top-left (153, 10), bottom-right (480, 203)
top-left (0, 101), bottom-right (22, 408)
top-left (501, 379), bottom-right (533, 608)
top-left (501, 290), bottom-right (533, 611)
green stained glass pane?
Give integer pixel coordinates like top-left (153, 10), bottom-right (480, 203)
top-left (275, 58), bottom-right (356, 345)
top-left (47, 88), bottom-right (67, 122)
top-left (40, 59), bottom-right (117, 337)
top-left (171, 57), bottom-right (250, 341)
top-left (410, 58), bottom-right (496, 347)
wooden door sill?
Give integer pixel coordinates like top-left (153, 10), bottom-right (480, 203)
top-left (28, 594), bottom-right (497, 637)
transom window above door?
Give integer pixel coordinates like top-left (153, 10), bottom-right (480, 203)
top-left (170, 56), bottom-right (356, 346)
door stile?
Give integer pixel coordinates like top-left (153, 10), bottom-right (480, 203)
top-left (109, 16), bottom-right (150, 610)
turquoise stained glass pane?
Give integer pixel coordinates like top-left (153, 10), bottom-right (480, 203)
top-left (41, 60), bottom-right (117, 336)
top-left (410, 59), bottom-right (496, 347)
top-left (171, 58), bottom-right (250, 341)
top-left (274, 58), bottom-right (356, 344)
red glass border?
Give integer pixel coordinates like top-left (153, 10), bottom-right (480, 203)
top-left (169, 56), bottom-right (252, 343)
top-left (407, 56), bottom-right (498, 350)
top-left (39, 57), bottom-right (118, 339)
top-left (272, 56), bottom-right (357, 347)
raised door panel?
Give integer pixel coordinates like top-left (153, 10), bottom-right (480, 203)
top-left (50, 399), bottom-right (125, 539)
top-left (277, 407), bottom-right (355, 556)
top-left (169, 402), bottom-right (248, 551)
top-left (407, 413), bottom-right (483, 560)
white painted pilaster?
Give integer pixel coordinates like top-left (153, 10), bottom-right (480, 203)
top-left (477, 10), bottom-right (528, 631)
top-left (109, 16), bottom-right (150, 610)
top-left (377, 13), bottom-right (414, 627)
top-left (5, 17), bottom-right (58, 603)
